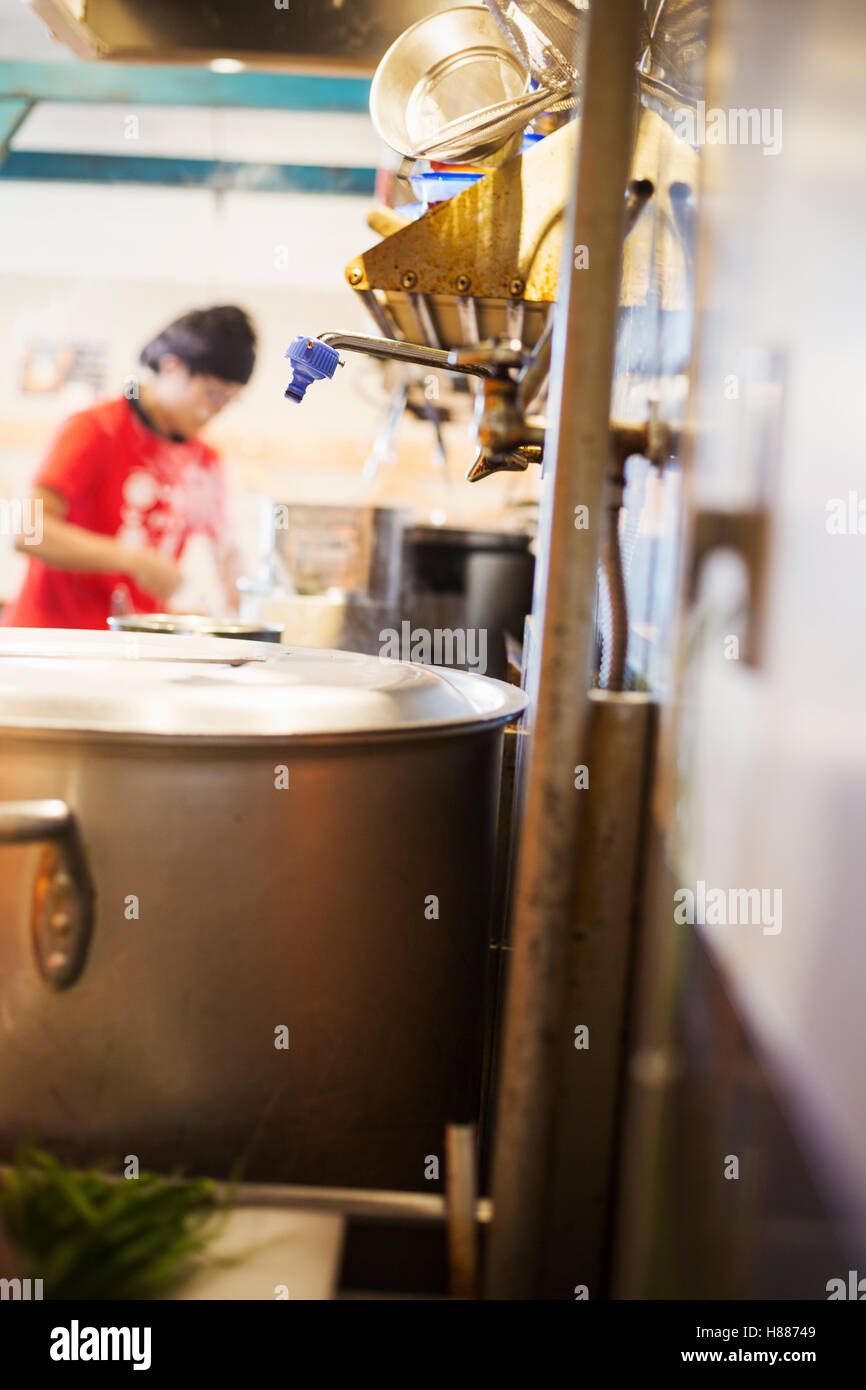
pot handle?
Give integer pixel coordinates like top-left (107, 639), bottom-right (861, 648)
top-left (0, 799), bottom-right (94, 990)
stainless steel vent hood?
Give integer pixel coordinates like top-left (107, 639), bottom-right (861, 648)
top-left (26, 0), bottom-right (467, 71)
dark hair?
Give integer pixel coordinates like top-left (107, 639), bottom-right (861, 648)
top-left (140, 305), bottom-right (257, 385)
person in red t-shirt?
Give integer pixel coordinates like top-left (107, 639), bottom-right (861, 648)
top-left (3, 304), bottom-right (256, 629)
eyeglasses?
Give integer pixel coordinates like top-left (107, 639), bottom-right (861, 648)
top-left (197, 377), bottom-right (242, 408)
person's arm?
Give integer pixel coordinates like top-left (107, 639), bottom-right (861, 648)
top-left (199, 456), bottom-right (241, 614)
top-left (15, 487), bottom-right (182, 603)
top-left (214, 538), bottom-right (242, 614)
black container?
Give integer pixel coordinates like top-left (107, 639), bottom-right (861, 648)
top-left (402, 526), bottom-right (535, 680)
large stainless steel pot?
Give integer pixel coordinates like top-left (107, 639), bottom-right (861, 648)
top-left (0, 629), bottom-right (526, 1191)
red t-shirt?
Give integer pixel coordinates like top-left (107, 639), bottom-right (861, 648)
top-left (3, 397), bottom-right (224, 629)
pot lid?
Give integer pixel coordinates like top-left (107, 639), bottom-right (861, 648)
top-left (407, 525), bottom-right (532, 551)
top-left (0, 629), bottom-right (527, 740)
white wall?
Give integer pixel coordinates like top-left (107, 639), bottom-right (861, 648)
top-left (676, 0), bottom-right (866, 1250)
top-left (0, 175), bottom-right (520, 601)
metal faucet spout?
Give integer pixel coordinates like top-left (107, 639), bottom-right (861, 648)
top-left (316, 332), bottom-right (497, 378)
top-left (284, 331), bottom-right (498, 402)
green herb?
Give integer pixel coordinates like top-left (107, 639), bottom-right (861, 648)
top-left (0, 1146), bottom-right (233, 1300)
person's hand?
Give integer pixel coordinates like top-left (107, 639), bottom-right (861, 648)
top-left (124, 547), bottom-right (183, 603)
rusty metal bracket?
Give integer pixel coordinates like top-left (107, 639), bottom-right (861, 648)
top-left (686, 507), bottom-right (771, 667)
top-left (345, 121), bottom-right (578, 302)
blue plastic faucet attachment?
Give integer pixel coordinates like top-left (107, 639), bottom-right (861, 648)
top-left (284, 336), bottom-right (341, 402)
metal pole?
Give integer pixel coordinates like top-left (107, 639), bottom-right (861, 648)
top-left (0, 1165), bottom-right (494, 1226)
top-left (446, 1124), bottom-right (479, 1297)
top-left (485, 0), bottom-right (643, 1300)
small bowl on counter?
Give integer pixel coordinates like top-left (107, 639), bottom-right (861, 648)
top-left (107, 613), bottom-right (284, 644)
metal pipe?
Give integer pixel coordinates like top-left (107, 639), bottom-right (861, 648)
top-left (457, 295), bottom-right (484, 400)
top-left (456, 295), bottom-right (480, 347)
top-left (505, 299), bottom-right (525, 344)
top-left (0, 1164), bottom-right (492, 1225)
top-left (596, 414), bottom-right (677, 690)
top-left (225, 1182), bottom-right (492, 1226)
top-left (536, 691), bottom-right (658, 1298)
top-left (516, 320), bottom-right (553, 415)
top-left (316, 331), bottom-right (496, 379)
top-left (361, 380), bottom-right (408, 484)
top-left (446, 1124), bottom-right (479, 1297)
top-left (485, 0), bottom-right (643, 1300)
top-left (355, 288), bottom-right (401, 340)
top-left (600, 484), bottom-right (629, 691)
top-left (406, 291), bottom-right (441, 350)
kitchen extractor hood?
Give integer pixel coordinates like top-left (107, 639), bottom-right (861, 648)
top-left (25, 0), bottom-right (469, 72)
